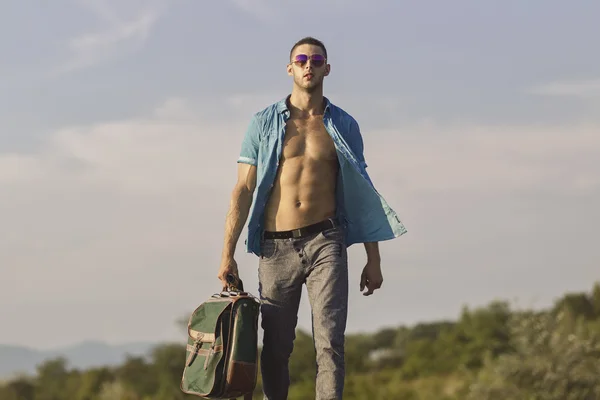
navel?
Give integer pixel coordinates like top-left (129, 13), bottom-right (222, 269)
top-left (295, 201), bottom-right (302, 208)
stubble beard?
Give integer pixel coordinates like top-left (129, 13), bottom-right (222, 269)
top-left (295, 74), bottom-right (322, 94)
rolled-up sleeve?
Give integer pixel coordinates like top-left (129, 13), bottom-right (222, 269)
top-left (237, 114), bottom-right (261, 166)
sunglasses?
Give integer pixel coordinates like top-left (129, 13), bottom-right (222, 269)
top-left (291, 53), bottom-right (326, 67)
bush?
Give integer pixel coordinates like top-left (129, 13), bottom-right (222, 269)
top-left (466, 311), bottom-right (600, 400)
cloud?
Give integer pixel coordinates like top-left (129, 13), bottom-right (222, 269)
top-left (0, 97), bottom-right (247, 347)
top-left (230, 0), bottom-right (281, 22)
top-left (0, 97), bottom-right (238, 193)
top-left (527, 78), bottom-right (600, 98)
top-left (229, 0), bottom-right (376, 22)
top-left (55, 0), bottom-right (165, 73)
top-left (1, 96), bottom-right (598, 348)
top-left (365, 121), bottom-right (600, 196)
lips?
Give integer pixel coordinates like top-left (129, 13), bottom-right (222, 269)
top-left (304, 73), bottom-right (314, 80)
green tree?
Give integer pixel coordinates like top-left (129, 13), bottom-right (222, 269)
top-left (591, 282), bottom-right (600, 317)
top-left (97, 380), bottom-right (139, 400)
top-left (467, 311), bottom-right (600, 400)
top-left (150, 343), bottom-right (188, 400)
top-left (371, 327), bottom-right (397, 349)
top-left (288, 330), bottom-right (316, 384)
top-left (343, 333), bottom-right (372, 373)
top-left (34, 358), bottom-right (71, 400)
top-left (553, 292), bottom-right (596, 320)
top-left (1, 376), bottom-right (36, 400)
top-left (116, 355), bottom-right (158, 397)
top-left (73, 367), bottom-right (114, 400)
top-left (454, 300), bottom-right (512, 369)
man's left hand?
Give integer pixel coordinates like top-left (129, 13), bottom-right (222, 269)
top-left (360, 259), bottom-right (383, 296)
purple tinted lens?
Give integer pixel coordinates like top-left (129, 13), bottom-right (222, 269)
top-left (311, 55), bottom-right (325, 66)
top-left (294, 54), bottom-right (325, 66)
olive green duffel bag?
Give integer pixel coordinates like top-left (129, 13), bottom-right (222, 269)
top-left (180, 274), bottom-right (260, 399)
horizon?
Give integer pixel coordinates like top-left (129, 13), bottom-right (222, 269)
top-left (1, 0), bottom-right (599, 350)
top-left (3, 279), bottom-right (598, 352)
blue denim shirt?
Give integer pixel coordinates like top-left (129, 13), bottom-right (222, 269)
top-left (237, 96), bottom-right (407, 256)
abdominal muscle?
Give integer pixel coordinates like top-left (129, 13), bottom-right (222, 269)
top-left (263, 156), bottom-right (338, 232)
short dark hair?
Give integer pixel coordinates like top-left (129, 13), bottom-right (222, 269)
top-left (289, 37), bottom-right (327, 60)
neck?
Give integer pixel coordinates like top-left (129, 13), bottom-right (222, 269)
top-left (288, 87), bottom-right (325, 117)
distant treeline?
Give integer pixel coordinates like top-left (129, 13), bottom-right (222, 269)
top-left (2, 283), bottom-right (600, 400)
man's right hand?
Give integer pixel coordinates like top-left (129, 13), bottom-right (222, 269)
top-left (217, 258), bottom-right (239, 290)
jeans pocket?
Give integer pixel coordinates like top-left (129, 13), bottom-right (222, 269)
top-left (260, 239), bottom-right (278, 259)
top-left (321, 226), bottom-right (344, 241)
top-left (319, 227), bottom-right (345, 258)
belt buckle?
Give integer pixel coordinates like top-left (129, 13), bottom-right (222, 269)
top-left (291, 228), bottom-right (302, 238)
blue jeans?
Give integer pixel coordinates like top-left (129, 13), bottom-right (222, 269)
top-left (258, 224), bottom-right (348, 400)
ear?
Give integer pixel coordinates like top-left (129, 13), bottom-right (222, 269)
top-left (324, 64), bottom-right (331, 76)
top-left (287, 63), bottom-right (293, 76)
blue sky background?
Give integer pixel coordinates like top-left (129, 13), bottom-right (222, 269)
top-left (1, 0), bottom-right (599, 349)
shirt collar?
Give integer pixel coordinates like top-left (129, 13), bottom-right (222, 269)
top-left (277, 94), bottom-right (332, 116)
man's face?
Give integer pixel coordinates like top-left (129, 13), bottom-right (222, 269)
top-left (287, 44), bottom-right (330, 92)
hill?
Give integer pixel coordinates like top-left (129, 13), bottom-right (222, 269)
top-left (0, 341), bottom-right (157, 380)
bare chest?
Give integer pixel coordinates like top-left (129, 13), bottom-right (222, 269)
top-left (281, 118), bottom-right (337, 161)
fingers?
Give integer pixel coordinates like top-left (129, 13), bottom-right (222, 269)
top-left (217, 265), bottom-right (242, 292)
top-left (361, 274), bottom-right (374, 296)
top-left (217, 261), bottom-right (238, 279)
top-left (363, 282), bottom-right (382, 296)
top-left (361, 276), bottom-right (383, 296)
top-left (360, 270), bottom-right (367, 292)
top-left (217, 268), bottom-right (233, 290)
top-left (217, 272), bottom-right (228, 285)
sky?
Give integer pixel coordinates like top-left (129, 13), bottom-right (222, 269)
top-left (1, 0), bottom-right (599, 350)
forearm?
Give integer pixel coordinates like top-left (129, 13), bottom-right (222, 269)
top-left (222, 187), bottom-right (253, 260)
top-left (364, 242), bottom-right (381, 262)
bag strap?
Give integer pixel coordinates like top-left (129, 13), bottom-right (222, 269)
top-left (188, 330), bottom-right (215, 343)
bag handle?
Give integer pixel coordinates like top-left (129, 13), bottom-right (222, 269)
top-left (211, 273), bottom-right (261, 304)
top-left (226, 273), bottom-right (244, 292)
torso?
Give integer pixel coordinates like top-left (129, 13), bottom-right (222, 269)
top-left (263, 114), bottom-right (339, 231)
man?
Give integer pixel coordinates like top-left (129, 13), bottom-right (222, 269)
top-left (217, 37), bottom-right (406, 400)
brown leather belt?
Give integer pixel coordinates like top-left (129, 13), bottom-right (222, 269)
top-left (263, 217), bottom-right (340, 239)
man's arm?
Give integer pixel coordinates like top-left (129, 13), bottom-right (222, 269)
top-left (348, 117), bottom-right (384, 295)
top-left (221, 163), bottom-right (257, 260)
top-left (360, 241), bottom-right (383, 296)
top-left (364, 242), bottom-right (380, 263)
top-left (218, 114), bottom-right (261, 288)
top-left (218, 163), bottom-right (257, 287)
